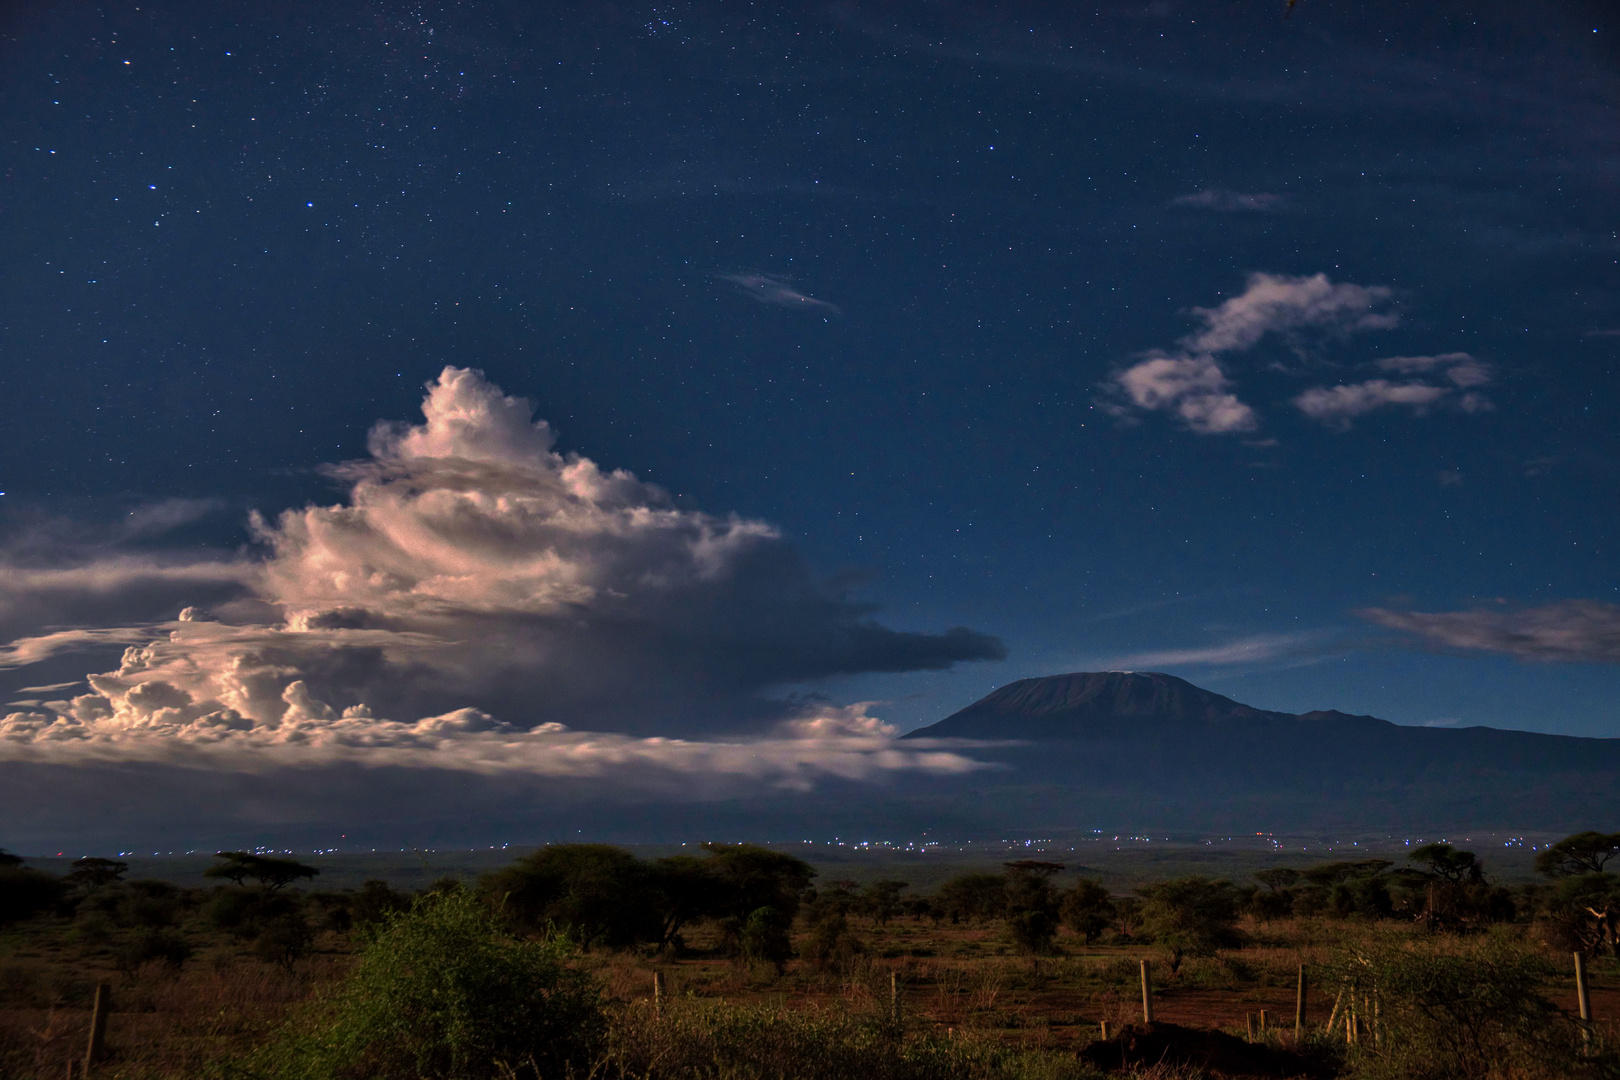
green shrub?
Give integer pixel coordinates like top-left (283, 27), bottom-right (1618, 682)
top-left (1329, 934), bottom-right (1607, 1080)
top-left (248, 888), bottom-right (603, 1080)
top-left (739, 905), bottom-right (794, 972)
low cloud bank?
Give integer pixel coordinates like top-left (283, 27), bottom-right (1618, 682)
top-left (0, 368), bottom-right (1001, 795)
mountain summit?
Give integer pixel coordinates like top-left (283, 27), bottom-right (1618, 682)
top-left (906, 670), bottom-right (1297, 739)
top-left (892, 671), bottom-right (1620, 833)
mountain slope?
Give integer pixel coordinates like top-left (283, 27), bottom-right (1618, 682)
top-left (893, 671), bottom-right (1620, 833)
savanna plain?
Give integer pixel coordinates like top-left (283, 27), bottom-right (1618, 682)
top-left (1, 832), bottom-right (1616, 1080)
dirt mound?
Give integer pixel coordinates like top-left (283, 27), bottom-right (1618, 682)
top-left (1077, 1021), bottom-right (1326, 1078)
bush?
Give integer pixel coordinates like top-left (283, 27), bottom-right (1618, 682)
top-left (254, 911), bottom-right (316, 971)
top-left (738, 906), bottom-right (794, 972)
top-left (1005, 910), bottom-right (1058, 955)
top-left (118, 927), bottom-right (193, 971)
top-left (1329, 934), bottom-right (1606, 1080)
top-left (0, 864), bottom-right (66, 925)
top-left (249, 888), bottom-right (603, 1080)
top-left (800, 909), bottom-right (863, 970)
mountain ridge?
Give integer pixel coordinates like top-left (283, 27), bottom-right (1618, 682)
top-left (887, 670), bottom-right (1620, 833)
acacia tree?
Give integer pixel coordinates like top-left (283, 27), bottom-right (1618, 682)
top-left (480, 844), bottom-right (656, 952)
top-left (936, 873), bottom-right (1007, 924)
top-left (861, 880), bottom-right (909, 926)
top-left (1534, 832), bottom-right (1620, 956)
top-left (1059, 879), bottom-right (1116, 944)
top-left (67, 857), bottom-right (128, 892)
top-left (1534, 832), bottom-right (1620, 878)
top-left (205, 852), bottom-right (319, 891)
top-left (1408, 844), bottom-right (1483, 884)
top-left (1137, 876), bottom-right (1241, 973)
top-left (1003, 860), bottom-right (1064, 954)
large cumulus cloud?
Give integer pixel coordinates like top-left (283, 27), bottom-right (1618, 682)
top-left (0, 368), bottom-right (1002, 808)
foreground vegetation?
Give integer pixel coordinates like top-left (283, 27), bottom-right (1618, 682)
top-left (0, 835), bottom-right (1616, 1079)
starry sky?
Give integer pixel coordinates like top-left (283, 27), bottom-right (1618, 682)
top-left (1, 0), bottom-right (1618, 846)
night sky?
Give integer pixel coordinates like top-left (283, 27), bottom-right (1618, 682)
top-left (2, 1), bottom-right (1618, 846)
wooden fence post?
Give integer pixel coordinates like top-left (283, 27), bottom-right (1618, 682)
top-left (1259, 1008), bottom-right (1269, 1033)
top-left (84, 984), bottom-right (111, 1074)
top-left (1574, 952), bottom-right (1592, 1043)
top-left (890, 971), bottom-right (902, 1025)
top-left (1100, 1020), bottom-right (1112, 1040)
top-left (653, 970), bottom-right (666, 1016)
top-left (1294, 965), bottom-right (1307, 1039)
top-left (1140, 960), bottom-right (1154, 1024)
top-left (1247, 1013), bottom-right (1257, 1041)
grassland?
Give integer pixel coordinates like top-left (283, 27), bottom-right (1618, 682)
top-left (1, 838), bottom-right (1614, 1079)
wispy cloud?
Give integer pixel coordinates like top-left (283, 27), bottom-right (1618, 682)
top-left (1360, 600), bottom-right (1620, 664)
top-left (1170, 189), bottom-right (1283, 212)
top-left (1109, 631), bottom-right (1328, 669)
top-left (1294, 353), bottom-right (1493, 429)
top-left (718, 272), bottom-right (841, 316)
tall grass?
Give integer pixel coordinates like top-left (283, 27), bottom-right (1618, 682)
top-left (599, 998), bottom-right (1107, 1080)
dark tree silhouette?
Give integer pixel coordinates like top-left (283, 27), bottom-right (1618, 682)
top-left (1407, 844), bottom-right (1483, 884)
top-left (204, 852), bottom-right (320, 891)
top-left (861, 880), bottom-right (909, 926)
top-left (67, 857), bottom-right (129, 892)
top-left (1535, 832), bottom-right (1620, 878)
top-left (1060, 879), bottom-right (1116, 944)
top-left (480, 844), bottom-right (656, 952)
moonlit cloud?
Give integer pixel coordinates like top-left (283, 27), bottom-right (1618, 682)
top-left (1294, 353), bottom-right (1493, 429)
top-left (0, 368), bottom-right (1003, 793)
top-left (718, 272), bottom-right (841, 315)
top-left (1360, 601), bottom-right (1620, 664)
top-left (1113, 352), bottom-right (1257, 434)
top-left (1181, 273), bottom-right (1397, 354)
top-left (1170, 189), bottom-right (1282, 212)
top-left (1113, 276), bottom-right (1488, 437)
top-left (1111, 272), bottom-right (1396, 435)
top-left (1110, 631), bottom-right (1329, 668)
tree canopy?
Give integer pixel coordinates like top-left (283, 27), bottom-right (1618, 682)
top-left (205, 852), bottom-right (320, 891)
top-left (1534, 832), bottom-right (1620, 878)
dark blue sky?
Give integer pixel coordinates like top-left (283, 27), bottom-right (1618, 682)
top-left (2, 0), bottom-right (1618, 773)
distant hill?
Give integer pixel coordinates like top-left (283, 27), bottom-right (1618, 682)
top-left (891, 671), bottom-right (1620, 834)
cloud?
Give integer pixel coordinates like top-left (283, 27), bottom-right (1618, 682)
top-left (1109, 272), bottom-right (1408, 436)
top-left (1360, 600), bottom-right (1620, 664)
top-left (0, 695), bottom-right (988, 795)
top-left (1182, 273), bottom-right (1397, 354)
top-left (1110, 631), bottom-right (1328, 668)
top-left (1294, 353), bottom-right (1493, 429)
top-left (717, 272), bottom-right (841, 316)
top-left (0, 368), bottom-right (1003, 793)
top-left (1113, 352), bottom-right (1258, 434)
top-left (1170, 189), bottom-right (1283, 212)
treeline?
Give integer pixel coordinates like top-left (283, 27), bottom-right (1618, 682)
top-left (2, 831), bottom-right (1616, 977)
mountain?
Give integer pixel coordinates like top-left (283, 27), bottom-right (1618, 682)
top-left (890, 671), bottom-right (1620, 834)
